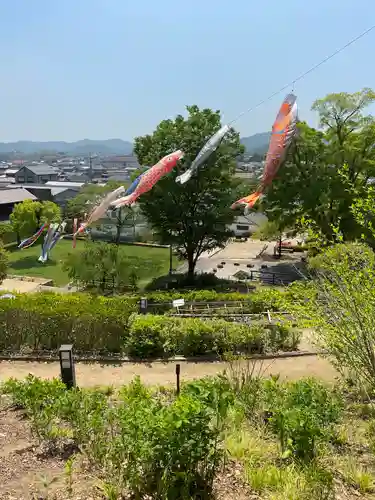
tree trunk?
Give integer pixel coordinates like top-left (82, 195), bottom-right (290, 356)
top-left (116, 224), bottom-right (121, 245)
top-left (116, 208), bottom-right (122, 244)
top-left (187, 251), bottom-right (195, 284)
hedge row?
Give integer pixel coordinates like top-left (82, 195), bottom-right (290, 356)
top-left (0, 291), bottom-right (300, 357)
top-left (0, 293), bottom-right (136, 353)
top-left (144, 288), bottom-right (289, 309)
top-left (125, 314), bottom-right (300, 358)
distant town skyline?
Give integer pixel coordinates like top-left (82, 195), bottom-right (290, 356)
top-left (0, 0), bottom-right (373, 142)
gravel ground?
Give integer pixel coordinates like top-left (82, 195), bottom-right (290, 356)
top-left (0, 356), bottom-right (337, 389)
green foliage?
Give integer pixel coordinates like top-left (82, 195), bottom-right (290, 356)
top-left (264, 89), bottom-right (375, 245)
top-left (146, 286), bottom-right (289, 311)
top-left (113, 380), bottom-right (221, 498)
top-left (10, 199), bottom-right (61, 239)
top-left (134, 105), bottom-right (244, 277)
top-left (65, 183), bottom-right (119, 220)
top-left (40, 200), bottom-right (62, 225)
top-left (0, 292), bottom-right (137, 353)
top-left (1, 375), bottom-right (68, 441)
top-left (0, 222), bottom-right (16, 245)
top-left (181, 376), bottom-right (235, 419)
top-left (126, 314), bottom-right (297, 358)
top-left (0, 242), bottom-right (8, 283)
top-left (2, 375), bottom-right (222, 498)
top-left (63, 241), bottom-right (162, 292)
top-left (306, 242), bottom-right (375, 386)
top-left (263, 377), bottom-right (343, 460)
top-left (352, 185), bottom-right (375, 240)
top-left (253, 220), bottom-right (283, 241)
top-left (0, 288), bottom-right (300, 356)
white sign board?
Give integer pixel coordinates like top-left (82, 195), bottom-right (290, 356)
top-left (173, 298), bottom-right (185, 308)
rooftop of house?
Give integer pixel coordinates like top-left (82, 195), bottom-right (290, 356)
top-left (7, 184), bottom-right (71, 196)
top-left (19, 164), bottom-right (59, 175)
top-left (45, 181), bottom-right (85, 189)
top-left (0, 188), bottom-right (37, 205)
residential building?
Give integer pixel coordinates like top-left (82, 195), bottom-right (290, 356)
top-left (7, 184), bottom-right (78, 208)
top-left (44, 181), bottom-right (85, 191)
top-left (5, 168), bottom-right (19, 178)
top-left (15, 165), bottom-right (59, 184)
top-left (228, 213), bottom-right (268, 237)
top-left (0, 188), bottom-right (37, 220)
top-left (101, 155), bottom-right (140, 170)
top-left (0, 177), bottom-right (15, 189)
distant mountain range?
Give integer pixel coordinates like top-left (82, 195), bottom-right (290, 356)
top-left (0, 133), bottom-right (269, 155)
top-left (0, 139), bottom-right (133, 155)
top-left (240, 132), bottom-right (270, 155)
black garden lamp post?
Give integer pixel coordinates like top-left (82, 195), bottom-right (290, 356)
top-left (59, 344), bottom-right (76, 389)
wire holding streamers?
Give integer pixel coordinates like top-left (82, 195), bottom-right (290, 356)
top-left (229, 24), bottom-right (375, 126)
top-left (175, 24), bottom-right (375, 186)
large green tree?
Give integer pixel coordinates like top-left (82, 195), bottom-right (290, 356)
top-left (10, 200), bottom-right (61, 242)
top-left (64, 241), bottom-right (162, 292)
top-left (263, 88), bottom-right (375, 244)
top-left (134, 105), bottom-right (244, 278)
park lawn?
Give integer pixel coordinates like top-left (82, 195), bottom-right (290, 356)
top-left (7, 239), bottom-right (176, 288)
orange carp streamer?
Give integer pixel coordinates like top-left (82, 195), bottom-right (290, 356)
top-left (232, 93), bottom-right (298, 213)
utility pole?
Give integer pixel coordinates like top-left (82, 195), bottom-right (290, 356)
top-left (89, 152), bottom-right (93, 182)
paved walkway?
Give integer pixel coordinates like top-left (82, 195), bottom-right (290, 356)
top-left (0, 356), bottom-right (337, 388)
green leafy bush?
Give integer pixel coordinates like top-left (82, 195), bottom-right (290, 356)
top-left (2, 376), bottom-right (222, 499)
top-left (0, 292), bottom-right (137, 353)
top-left (126, 314), bottom-right (299, 358)
top-left (111, 378), bottom-right (221, 498)
top-left (263, 377), bottom-right (343, 460)
top-left (1, 375), bottom-right (69, 441)
top-left (0, 289), bottom-right (300, 357)
top-left (181, 376), bottom-right (235, 419)
top-left (145, 287), bottom-right (289, 312)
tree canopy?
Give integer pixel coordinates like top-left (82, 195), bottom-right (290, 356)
top-left (63, 241), bottom-right (162, 292)
top-left (10, 200), bottom-right (61, 240)
top-left (262, 88), bottom-right (375, 245)
top-left (134, 105), bottom-right (244, 278)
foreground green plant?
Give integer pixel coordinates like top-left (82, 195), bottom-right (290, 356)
top-left (263, 377), bottom-right (343, 461)
top-left (2, 376), bottom-right (223, 499)
top-left (308, 243), bottom-right (375, 387)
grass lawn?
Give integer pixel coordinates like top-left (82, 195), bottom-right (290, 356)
top-left (7, 239), bottom-right (176, 287)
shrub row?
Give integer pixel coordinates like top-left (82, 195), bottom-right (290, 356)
top-left (125, 314), bottom-right (300, 357)
top-left (0, 291), bottom-right (300, 356)
top-left (0, 292), bottom-right (137, 353)
top-left (144, 287), bottom-right (289, 310)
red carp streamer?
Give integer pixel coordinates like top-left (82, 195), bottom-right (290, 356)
top-left (112, 150), bottom-right (184, 208)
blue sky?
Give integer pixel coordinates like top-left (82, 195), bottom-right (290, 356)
top-left (0, 0), bottom-right (373, 142)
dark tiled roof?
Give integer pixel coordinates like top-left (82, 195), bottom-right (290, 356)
top-left (20, 165), bottom-right (59, 175)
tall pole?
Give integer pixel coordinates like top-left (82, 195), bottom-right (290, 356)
top-left (89, 152), bottom-right (93, 182)
top-left (169, 245), bottom-right (173, 276)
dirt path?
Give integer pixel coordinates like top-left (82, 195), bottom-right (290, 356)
top-left (0, 356), bottom-right (337, 388)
